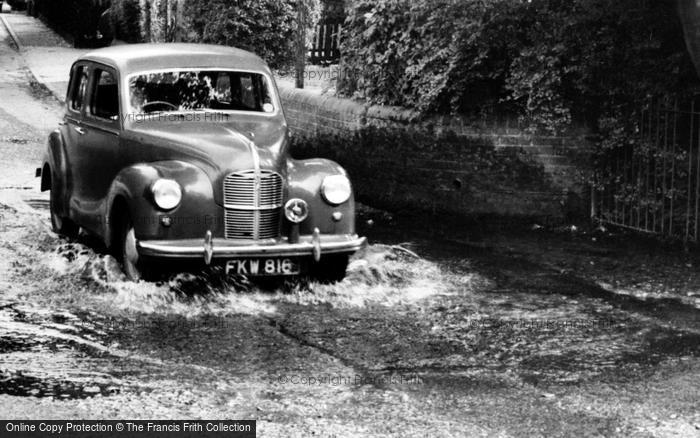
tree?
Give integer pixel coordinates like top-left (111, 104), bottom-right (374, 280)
top-left (678, 0), bottom-right (700, 76)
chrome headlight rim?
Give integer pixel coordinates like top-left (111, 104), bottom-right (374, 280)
top-left (284, 198), bottom-right (309, 224)
top-left (321, 174), bottom-right (351, 206)
top-left (151, 179), bottom-right (182, 211)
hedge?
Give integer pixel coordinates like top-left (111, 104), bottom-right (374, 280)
top-left (338, 0), bottom-right (697, 133)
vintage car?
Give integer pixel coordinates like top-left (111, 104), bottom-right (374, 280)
top-left (38, 43), bottom-right (366, 281)
top-left (27, 0), bottom-right (113, 47)
top-left (1, 0), bottom-right (27, 13)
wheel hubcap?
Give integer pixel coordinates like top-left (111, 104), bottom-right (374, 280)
top-left (123, 227), bottom-right (141, 280)
top-left (51, 210), bottom-right (62, 229)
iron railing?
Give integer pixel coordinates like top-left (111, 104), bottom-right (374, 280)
top-left (308, 22), bottom-right (341, 65)
top-left (594, 95), bottom-right (700, 242)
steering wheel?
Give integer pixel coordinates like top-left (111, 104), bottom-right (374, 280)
top-left (142, 101), bottom-right (178, 112)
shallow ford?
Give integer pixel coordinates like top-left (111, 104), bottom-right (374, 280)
top-left (38, 43), bottom-right (366, 281)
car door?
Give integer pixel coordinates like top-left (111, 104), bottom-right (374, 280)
top-left (63, 63), bottom-right (90, 217)
top-left (77, 63), bottom-right (123, 233)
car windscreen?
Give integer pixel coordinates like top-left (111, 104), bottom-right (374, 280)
top-left (128, 70), bottom-right (275, 115)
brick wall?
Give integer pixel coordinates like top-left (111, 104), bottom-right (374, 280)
top-left (279, 85), bottom-right (592, 222)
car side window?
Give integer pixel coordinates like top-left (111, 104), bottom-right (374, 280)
top-left (90, 68), bottom-right (119, 121)
top-left (69, 65), bottom-right (89, 112)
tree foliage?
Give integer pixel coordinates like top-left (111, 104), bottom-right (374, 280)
top-left (111, 0), bottom-right (142, 43)
top-left (109, 0), bottom-right (319, 70)
top-left (183, 0), bottom-right (319, 70)
top-left (339, 0), bottom-right (697, 133)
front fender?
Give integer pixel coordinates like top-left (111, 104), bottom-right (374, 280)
top-left (286, 158), bottom-right (356, 235)
top-left (103, 161), bottom-right (218, 247)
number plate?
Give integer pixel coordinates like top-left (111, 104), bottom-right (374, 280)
top-left (225, 258), bottom-right (300, 276)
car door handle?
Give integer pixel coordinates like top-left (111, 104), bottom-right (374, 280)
top-left (74, 127), bottom-right (86, 135)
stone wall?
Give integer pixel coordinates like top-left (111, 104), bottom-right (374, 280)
top-left (279, 85), bottom-right (592, 222)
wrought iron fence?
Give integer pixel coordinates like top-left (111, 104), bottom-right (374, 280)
top-left (308, 22), bottom-right (341, 65)
top-left (593, 95), bottom-right (700, 242)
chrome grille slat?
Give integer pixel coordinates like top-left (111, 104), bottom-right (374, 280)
top-left (223, 170), bottom-right (282, 240)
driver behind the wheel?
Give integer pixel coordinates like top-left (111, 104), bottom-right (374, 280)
top-left (129, 77), bottom-right (147, 114)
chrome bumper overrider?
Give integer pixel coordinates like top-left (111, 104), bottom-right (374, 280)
top-left (136, 230), bottom-right (367, 264)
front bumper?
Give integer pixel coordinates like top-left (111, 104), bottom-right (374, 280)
top-left (136, 232), bottom-right (367, 262)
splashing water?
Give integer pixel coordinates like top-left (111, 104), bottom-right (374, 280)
top-left (35, 237), bottom-right (476, 318)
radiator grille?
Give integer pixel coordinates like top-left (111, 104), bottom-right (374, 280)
top-left (223, 170), bottom-right (283, 240)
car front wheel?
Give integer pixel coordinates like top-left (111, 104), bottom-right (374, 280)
top-left (116, 212), bottom-right (154, 281)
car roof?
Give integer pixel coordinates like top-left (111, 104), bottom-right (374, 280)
top-left (79, 43), bottom-right (271, 76)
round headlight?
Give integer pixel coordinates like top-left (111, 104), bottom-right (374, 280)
top-left (151, 179), bottom-right (182, 210)
top-left (321, 175), bottom-right (351, 205)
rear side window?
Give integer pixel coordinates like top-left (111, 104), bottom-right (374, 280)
top-left (69, 65), bottom-right (88, 112)
top-left (90, 68), bottom-right (119, 121)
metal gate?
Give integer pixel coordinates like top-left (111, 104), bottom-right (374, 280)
top-left (593, 95), bottom-right (700, 243)
top-left (308, 22), bottom-right (341, 65)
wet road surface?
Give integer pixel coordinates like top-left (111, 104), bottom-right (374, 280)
top-left (0, 15), bottom-right (699, 437)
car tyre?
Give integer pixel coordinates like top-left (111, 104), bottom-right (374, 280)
top-left (311, 254), bottom-right (349, 284)
top-left (49, 178), bottom-right (79, 237)
top-left (116, 211), bottom-right (155, 282)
